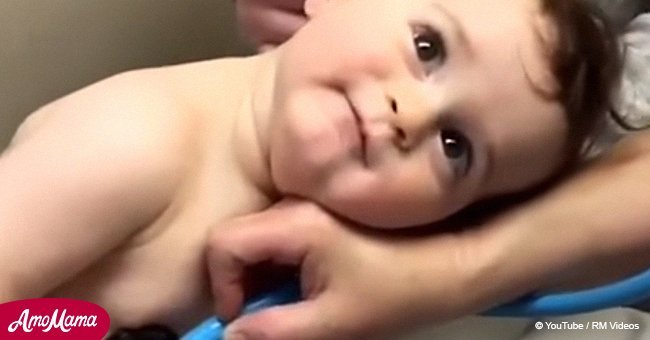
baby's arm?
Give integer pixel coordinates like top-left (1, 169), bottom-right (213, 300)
top-left (0, 70), bottom-right (190, 301)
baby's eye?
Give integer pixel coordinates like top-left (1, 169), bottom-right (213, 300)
top-left (413, 27), bottom-right (446, 71)
top-left (440, 129), bottom-right (473, 178)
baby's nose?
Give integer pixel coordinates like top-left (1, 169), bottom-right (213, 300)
top-left (389, 93), bottom-right (439, 151)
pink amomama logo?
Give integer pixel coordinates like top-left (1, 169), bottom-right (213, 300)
top-left (0, 298), bottom-right (110, 339)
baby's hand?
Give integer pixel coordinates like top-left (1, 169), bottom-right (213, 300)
top-left (235, 0), bottom-right (307, 50)
top-left (207, 199), bottom-right (481, 340)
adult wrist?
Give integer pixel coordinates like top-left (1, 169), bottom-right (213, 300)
top-left (468, 141), bottom-right (650, 300)
top-left (457, 198), bottom-right (597, 311)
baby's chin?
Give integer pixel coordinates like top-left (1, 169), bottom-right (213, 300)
top-left (321, 201), bottom-right (451, 230)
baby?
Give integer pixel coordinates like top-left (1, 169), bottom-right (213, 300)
top-left (0, 0), bottom-right (619, 335)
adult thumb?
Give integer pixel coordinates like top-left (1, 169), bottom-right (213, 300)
top-left (223, 300), bottom-right (338, 340)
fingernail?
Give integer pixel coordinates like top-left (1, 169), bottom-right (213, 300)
top-left (225, 329), bottom-right (247, 340)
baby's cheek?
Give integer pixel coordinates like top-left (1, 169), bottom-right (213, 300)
top-left (336, 45), bottom-right (398, 81)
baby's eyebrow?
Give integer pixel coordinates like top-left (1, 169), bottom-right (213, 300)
top-left (428, 2), bottom-right (474, 56)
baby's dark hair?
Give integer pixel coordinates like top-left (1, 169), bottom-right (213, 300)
top-left (539, 0), bottom-right (622, 165)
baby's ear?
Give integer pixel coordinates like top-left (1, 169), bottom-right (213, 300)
top-left (304, 0), bottom-right (329, 19)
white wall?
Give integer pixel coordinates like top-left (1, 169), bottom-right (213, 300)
top-left (0, 0), bottom-right (251, 148)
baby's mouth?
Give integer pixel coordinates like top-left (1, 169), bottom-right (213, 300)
top-left (347, 97), bottom-right (368, 166)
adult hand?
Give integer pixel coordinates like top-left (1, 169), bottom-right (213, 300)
top-left (207, 131), bottom-right (650, 340)
top-left (207, 199), bottom-right (488, 340)
top-left (235, 0), bottom-right (307, 51)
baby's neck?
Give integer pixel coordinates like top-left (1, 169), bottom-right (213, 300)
top-left (228, 51), bottom-right (280, 200)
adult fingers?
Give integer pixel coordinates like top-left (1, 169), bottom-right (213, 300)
top-left (207, 201), bottom-right (328, 320)
top-left (223, 298), bottom-right (354, 340)
top-left (236, 0), bottom-right (308, 47)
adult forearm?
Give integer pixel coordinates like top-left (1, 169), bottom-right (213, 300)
top-left (465, 131), bottom-right (650, 309)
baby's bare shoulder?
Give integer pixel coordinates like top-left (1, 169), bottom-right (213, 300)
top-left (12, 68), bottom-right (193, 148)
top-left (0, 67), bottom-right (205, 300)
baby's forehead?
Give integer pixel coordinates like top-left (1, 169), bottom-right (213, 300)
top-left (416, 1), bottom-right (567, 192)
top-left (440, 0), bottom-right (558, 90)
top-left (483, 103), bottom-right (568, 196)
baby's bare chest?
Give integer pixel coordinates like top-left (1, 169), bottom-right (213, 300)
top-left (47, 166), bottom-right (272, 334)
top-left (50, 219), bottom-right (211, 334)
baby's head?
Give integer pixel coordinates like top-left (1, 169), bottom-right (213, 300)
top-left (266, 0), bottom-right (621, 228)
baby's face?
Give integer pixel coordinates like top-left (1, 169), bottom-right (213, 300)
top-left (268, 0), bottom-right (568, 228)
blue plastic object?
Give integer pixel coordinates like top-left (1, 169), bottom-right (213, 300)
top-left (486, 268), bottom-right (650, 317)
top-left (183, 268), bottom-right (650, 339)
top-left (182, 281), bottom-right (301, 340)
